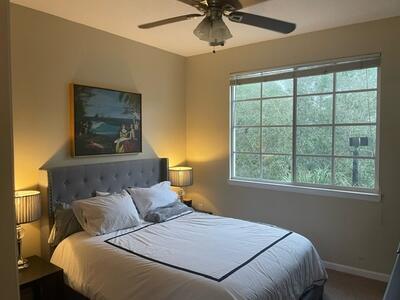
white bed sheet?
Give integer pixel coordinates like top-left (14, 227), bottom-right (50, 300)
top-left (51, 212), bottom-right (327, 300)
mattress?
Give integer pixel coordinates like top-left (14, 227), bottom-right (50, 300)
top-left (51, 212), bottom-right (327, 300)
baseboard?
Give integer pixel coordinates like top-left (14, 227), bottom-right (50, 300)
top-left (323, 260), bottom-right (390, 282)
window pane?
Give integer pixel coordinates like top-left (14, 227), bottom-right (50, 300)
top-left (262, 79), bottom-right (293, 98)
top-left (335, 125), bottom-right (376, 157)
top-left (297, 95), bottom-right (333, 125)
top-left (262, 127), bottom-right (292, 154)
top-left (234, 101), bottom-right (260, 126)
top-left (234, 83), bottom-right (261, 100)
top-left (335, 91), bottom-right (377, 124)
top-left (234, 128), bottom-right (260, 153)
top-left (234, 153), bottom-right (260, 179)
top-left (296, 156), bottom-right (332, 185)
top-left (262, 155), bottom-right (292, 182)
top-left (297, 74), bottom-right (333, 95)
top-left (335, 158), bottom-right (375, 189)
top-left (297, 127), bottom-right (332, 155)
top-left (336, 67), bottom-right (377, 91)
top-left (262, 98), bottom-right (292, 126)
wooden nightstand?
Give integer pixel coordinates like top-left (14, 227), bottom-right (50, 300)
top-left (19, 255), bottom-right (64, 300)
top-left (182, 199), bottom-right (192, 207)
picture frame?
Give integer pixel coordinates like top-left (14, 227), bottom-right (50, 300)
top-left (70, 84), bottom-right (142, 157)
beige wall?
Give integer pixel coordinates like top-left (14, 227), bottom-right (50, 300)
top-left (186, 17), bottom-right (400, 274)
top-left (0, 0), bottom-right (19, 299)
top-left (11, 4), bottom-right (187, 258)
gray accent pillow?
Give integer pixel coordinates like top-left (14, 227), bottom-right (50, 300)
top-left (145, 201), bottom-right (193, 223)
top-left (48, 203), bottom-right (83, 247)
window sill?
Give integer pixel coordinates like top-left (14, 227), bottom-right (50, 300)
top-left (227, 179), bottom-right (381, 202)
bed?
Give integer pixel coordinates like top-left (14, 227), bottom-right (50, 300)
top-left (47, 158), bottom-right (327, 300)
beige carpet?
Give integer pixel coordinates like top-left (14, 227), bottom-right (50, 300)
top-left (324, 269), bottom-right (387, 300)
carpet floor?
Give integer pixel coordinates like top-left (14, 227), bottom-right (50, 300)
top-left (324, 269), bottom-right (387, 300)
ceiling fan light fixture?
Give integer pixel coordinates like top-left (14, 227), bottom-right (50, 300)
top-left (193, 17), bottom-right (212, 41)
top-left (193, 16), bottom-right (232, 46)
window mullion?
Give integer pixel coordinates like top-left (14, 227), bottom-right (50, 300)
top-left (332, 72), bottom-right (337, 185)
top-left (292, 75), bottom-right (297, 183)
top-left (259, 83), bottom-right (263, 179)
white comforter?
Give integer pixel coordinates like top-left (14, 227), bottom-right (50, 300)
top-left (51, 212), bottom-right (327, 300)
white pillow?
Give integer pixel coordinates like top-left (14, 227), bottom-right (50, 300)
top-left (96, 190), bottom-right (147, 220)
top-left (96, 191), bottom-right (112, 196)
top-left (128, 181), bottom-right (178, 218)
top-left (72, 190), bottom-right (140, 236)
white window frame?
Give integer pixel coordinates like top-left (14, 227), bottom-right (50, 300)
top-left (228, 54), bottom-right (381, 202)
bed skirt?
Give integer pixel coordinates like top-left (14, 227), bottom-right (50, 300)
top-left (64, 282), bottom-right (325, 300)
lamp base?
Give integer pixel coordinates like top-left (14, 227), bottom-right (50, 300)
top-left (17, 257), bottom-right (29, 270)
top-left (16, 225), bottom-right (29, 269)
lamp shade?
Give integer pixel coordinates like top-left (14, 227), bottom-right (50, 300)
top-left (169, 167), bottom-right (193, 187)
top-left (193, 16), bottom-right (232, 46)
top-left (14, 190), bottom-right (41, 225)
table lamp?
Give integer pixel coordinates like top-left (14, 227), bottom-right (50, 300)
top-left (14, 190), bottom-right (41, 269)
top-left (169, 166), bottom-right (193, 206)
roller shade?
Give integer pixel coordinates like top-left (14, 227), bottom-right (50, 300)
top-left (230, 54), bottom-right (381, 86)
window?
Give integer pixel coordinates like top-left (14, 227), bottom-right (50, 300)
top-left (230, 55), bottom-right (380, 197)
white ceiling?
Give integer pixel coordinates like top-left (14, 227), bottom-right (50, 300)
top-left (11, 0), bottom-right (400, 57)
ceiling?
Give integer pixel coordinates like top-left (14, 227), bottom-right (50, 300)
top-left (11, 0), bottom-right (400, 57)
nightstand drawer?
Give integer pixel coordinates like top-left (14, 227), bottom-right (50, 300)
top-left (20, 287), bottom-right (34, 300)
top-left (19, 256), bottom-right (64, 300)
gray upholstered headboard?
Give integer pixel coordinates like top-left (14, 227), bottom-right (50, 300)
top-left (47, 158), bottom-right (168, 224)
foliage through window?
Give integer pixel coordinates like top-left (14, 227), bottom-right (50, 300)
top-left (230, 55), bottom-right (380, 193)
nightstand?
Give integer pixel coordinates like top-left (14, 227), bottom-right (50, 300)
top-left (19, 255), bottom-right (64, 300)
top-left (182, 199), bottom-right (192, 207)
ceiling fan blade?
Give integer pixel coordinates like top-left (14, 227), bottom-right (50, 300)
top-left (138, 14), bottom-right (203, 29)
top-left (228, 12), bottom-right (296, 33)
top-left (238, 0), bottom-right (268, 8)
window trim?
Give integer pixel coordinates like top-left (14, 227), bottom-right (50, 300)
top-left (229, 54), bottom-right (381, 200)
top-left (227, 179), bottom-right (381, 202)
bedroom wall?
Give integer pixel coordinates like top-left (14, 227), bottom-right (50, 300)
top-left (185, 17), bottom-right (400, 274)
top-left (0, 0), bottom-right (19, 298)
top-left (11, 4), bottom-right (187, 258)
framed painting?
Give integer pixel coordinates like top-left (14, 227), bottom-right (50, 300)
top-left (71, 84), bottom-right (142, 156)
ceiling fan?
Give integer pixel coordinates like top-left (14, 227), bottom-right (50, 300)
top-left (138, 0), bottom-right (296, 49)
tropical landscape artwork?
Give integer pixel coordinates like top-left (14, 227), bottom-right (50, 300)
top-left (72, 84), bottom-right (142, 156)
